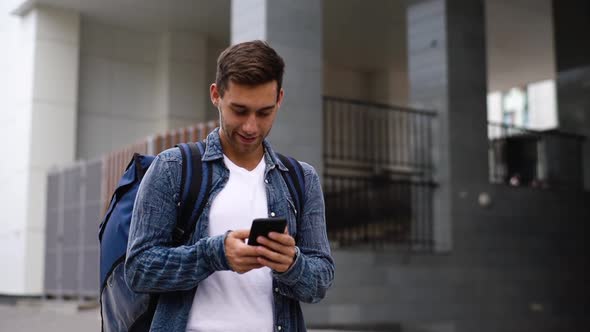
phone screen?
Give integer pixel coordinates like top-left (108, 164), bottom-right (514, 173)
top-left (247, 217), bottom-right (287, 246)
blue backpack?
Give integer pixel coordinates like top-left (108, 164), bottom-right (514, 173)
top-left (98, 141), bottom-right (306, 332)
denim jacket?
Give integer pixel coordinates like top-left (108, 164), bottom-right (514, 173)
top-left (125, 128), bottom-right (334, 332)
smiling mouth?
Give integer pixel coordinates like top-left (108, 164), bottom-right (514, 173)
top-left (238, 134), bottom-right (257, 143)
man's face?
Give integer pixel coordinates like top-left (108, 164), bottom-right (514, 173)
top-left (211, 81), bottom-right (284, 160)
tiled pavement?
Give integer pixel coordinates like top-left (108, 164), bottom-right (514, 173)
top-left (0, 301), bottom-right (365, 332)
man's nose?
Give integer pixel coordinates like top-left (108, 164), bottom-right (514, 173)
top-left (242, 113), bottom-right (257, 134)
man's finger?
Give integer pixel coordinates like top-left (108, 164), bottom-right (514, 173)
top-left (257, 257), bottom-right (289, 273)
top-left (255, 245), bottom-right (292, 265)
top-left (266, 232), bottom-right (296, 246)
top-left (235, 256), bottom-right (261, 265)
top-left (227, 239), bottom-right (260, 256)
top-left (256, 236), bottom-right (294, 256)
top-left (237, 245), bottom-right (261, 256)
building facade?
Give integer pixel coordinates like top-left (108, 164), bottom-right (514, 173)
top-left (1, 0), bottom-right (589, 330)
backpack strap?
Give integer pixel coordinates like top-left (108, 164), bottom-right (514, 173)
top-left (188, 141), bottom-right (212, 237)
top-left (276, 153), bottom-right (306, 223)
top-left (173, 141), bottom-right (211, 244)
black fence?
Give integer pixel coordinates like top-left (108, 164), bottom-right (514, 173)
top-left (488, 122), bottom-right (585, 190)
top-left (323, 97), bottom-right (437, 249)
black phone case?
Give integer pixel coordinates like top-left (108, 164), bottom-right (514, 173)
top-left (247, 218), bottom-right (287, 246)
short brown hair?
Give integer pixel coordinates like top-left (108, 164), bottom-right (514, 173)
top-left (215, 40), bottom-right (285, 98)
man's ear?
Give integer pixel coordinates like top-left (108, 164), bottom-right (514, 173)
top-left (276, 88), bottom-right (284, 108)
top-left (210, 83), bottom-right (220, 107)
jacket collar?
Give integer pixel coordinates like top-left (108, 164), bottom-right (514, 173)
top-left (202, 127), bottom-right (288, 172)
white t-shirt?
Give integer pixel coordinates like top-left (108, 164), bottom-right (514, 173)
top-left (186, 155), bottom-right (273, 332)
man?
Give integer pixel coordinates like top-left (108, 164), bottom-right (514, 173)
top-left (125, 40), bottom-right (334, 332)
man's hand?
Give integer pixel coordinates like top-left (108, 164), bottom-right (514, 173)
top-left (225, 230), bottom-right (263, 274)
top-left (255, 229), bottom-right (297, 273)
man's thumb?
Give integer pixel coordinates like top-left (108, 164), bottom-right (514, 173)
top-left (229, 229), bottom-right (250, 239)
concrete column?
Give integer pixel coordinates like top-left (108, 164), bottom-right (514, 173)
top-left (231, 0), bottom-right (323, 175)
top-left (156, 32), bottom-right (209, 130)
top-left (407, 0), bottom-right (488, 251)
top-left (553, 0), bottom-right (590, 190)
top-left (0, 4), bottom-right (80, 295)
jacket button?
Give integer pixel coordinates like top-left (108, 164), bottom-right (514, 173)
top-left (274, 287), bottom-right (279, 292)
top-left (277, 326), bottom-right (282, 331)
top-left (264, 179), bottom-right (269, 184)
top-left (270, 212), bottom-right (276, 217)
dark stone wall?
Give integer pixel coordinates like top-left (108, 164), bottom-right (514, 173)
top-left (305, 185), bottom-right (590, 332)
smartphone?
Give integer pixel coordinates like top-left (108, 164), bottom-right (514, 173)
top-left (247, 217), bottom-right (287, 246)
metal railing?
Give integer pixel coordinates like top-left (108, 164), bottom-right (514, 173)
top-left (101, 101), bottom-right (439, 249)
top-left (488, 122), bottom-right (585, 190)
top-left (323, 97), bottom-right (437, 249)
